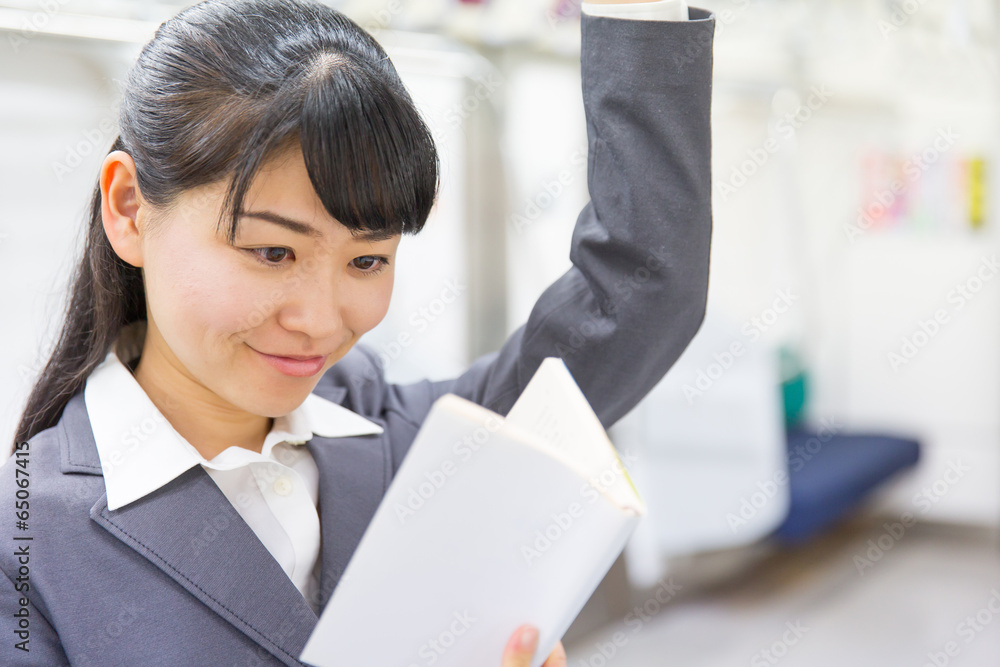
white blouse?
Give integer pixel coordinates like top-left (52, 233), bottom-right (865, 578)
top-left (83, 320), bottom-right (383, 612)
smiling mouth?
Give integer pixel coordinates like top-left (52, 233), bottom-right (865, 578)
top-left (262, 352), bottom-right (324, 360)
top-left (248, 345), bottom-right (328, 377)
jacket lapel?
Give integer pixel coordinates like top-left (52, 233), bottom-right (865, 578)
top-left (60, 387), bottom-right (392, 665)
top-left (89, 466), bottom-right (319, 666)
top-left (306, 425), bottom-right (391, 616)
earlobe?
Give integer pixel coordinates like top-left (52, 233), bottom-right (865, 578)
top-left (101, 150), bottom-right (146, 268)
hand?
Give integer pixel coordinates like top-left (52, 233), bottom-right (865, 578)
top-left (500, 624), bottom-right (567, 667)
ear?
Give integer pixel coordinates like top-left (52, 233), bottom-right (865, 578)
top-left (100, 150), bottom-right (149, 268)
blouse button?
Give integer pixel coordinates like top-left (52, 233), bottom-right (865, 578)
top-left (273, 475), bottom-right (293, 496)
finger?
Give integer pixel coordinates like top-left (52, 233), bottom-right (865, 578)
top-left (500, 624), bottom-right (539, 667)
top-left (541, 640), bottom-right (568, 667)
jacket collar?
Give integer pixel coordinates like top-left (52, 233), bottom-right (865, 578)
top-left (81, 330), bottom-right (382, 510)
top-left (59, 331), bottom-right (391, 665)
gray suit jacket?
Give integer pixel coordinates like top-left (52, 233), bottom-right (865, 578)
top-left (1, 9), bottom-right (714, 666)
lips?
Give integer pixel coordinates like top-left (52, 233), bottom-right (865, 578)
top-left (249, 345), bottom-right (328, 377)
top-left (265, 352), bottom-right (324, 361)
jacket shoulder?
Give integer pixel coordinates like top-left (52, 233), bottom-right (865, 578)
top-left (314, 342), bottom-right (440, 437)
top-left (0, 420), bottom-right (105, 545)
top-left (1, 423), bottom-right (64, 501)
top-left (314, 342), bottom-right (387, 416)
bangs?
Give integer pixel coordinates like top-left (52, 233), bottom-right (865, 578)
top-left (217, 50), bottom-right (439, 244)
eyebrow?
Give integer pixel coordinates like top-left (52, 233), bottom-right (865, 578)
top-left (239, 210), bottom-right (399, 242)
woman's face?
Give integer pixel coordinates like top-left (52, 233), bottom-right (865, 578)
top-left (134, 146), bottom-right (400, 417)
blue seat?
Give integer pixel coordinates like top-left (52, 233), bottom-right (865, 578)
top-left (773, 429), bottom-right (921, 543)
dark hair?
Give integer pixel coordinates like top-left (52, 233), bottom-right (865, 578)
top-left (11, 0), bottom-right (439, 456)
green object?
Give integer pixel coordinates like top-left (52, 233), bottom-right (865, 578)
top-left (779, 346), bottom-right (808, 429)
top-left (612, 448), bottom-right (642, 502)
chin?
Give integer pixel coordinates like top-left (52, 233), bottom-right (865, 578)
top-left (227, 375), bottom-right (312, 416)
top-left (250, 393), bottom-right (310, 419)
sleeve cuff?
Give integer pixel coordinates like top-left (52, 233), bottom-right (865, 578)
top-left (580, 0), bottom-right (689, 21)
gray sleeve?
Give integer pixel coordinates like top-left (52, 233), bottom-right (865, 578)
top-left (382, 8), bottom-right (716, 455)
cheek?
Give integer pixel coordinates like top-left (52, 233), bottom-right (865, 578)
top-left (344, 276), bottom-right (394, 333)
top-left (146, 240), bottom-right (262, 340)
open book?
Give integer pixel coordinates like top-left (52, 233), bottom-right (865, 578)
top-left (299, 357), bottom-right (646, 667)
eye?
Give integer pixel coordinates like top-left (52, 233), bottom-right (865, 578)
top-left (246, 247), bottom-right (293, 267)
top-left (351, 255), bottom-right (391, 276)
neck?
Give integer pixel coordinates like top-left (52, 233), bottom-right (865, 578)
top-left (131, 321), bottom-right (272, 460)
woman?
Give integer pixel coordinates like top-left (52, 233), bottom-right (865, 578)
top-left (2, 0), bottom-right (714, 664)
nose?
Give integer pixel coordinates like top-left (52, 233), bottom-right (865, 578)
top-left (276, 263), bottom-right (345, 344)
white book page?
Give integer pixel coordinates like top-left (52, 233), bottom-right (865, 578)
top-left (505, 358), bottom-right (644, 515)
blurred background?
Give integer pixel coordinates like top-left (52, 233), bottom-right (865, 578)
top-left (2, 0), bottom-right (999, 664)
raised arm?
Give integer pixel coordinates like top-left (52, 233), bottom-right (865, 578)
top-left (367, 7), bottom-right (716, 468)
